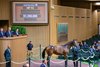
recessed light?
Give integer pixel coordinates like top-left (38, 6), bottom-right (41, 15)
top-left (95, 2), bottom-right (100, 5)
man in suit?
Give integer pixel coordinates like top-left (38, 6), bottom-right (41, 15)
top-left (27, 41), bottom-right (33, 51)
top-left (4, 45), bottom-right (11, 67)
top-left (15, 29), bottom-right (20, 36)
top-left (0, 28), bottom-right (5, 38)
top-left (27, 41), bottom-right (33, 56)
top-left (16, 29), bottom-right (19, 36)
top-left (72, 45), bottom-right (79, 67)
top-left (5, 27), bottom-right (13, 37)
top-left (83, 42), bottom-right (89, 49)
top-left (14, 28), bottom-right (20, 36)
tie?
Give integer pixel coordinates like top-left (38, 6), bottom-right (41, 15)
top-left (9, 31), bottom-right (11, 37)
top-left (16, 32), bottom-right (18, 36)
top-left (1, 32), bottom-right (3, 36)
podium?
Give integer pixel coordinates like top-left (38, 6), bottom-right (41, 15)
top-left (0, 36), bottom-right (27, 67)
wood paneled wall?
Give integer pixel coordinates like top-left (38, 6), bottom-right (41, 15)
top-left (26, 26), bottom-right (50, 47)
top-left (0, 0), bottom-right (10, 20)
top-left (0, 0), bottom-right (50, 60)
top-left (61, 2), bottom-right (90, 9)
top-left (98, 12), bottom-right (100, 24)
top-left (92, 10), bottom-right (98, 35)
top-left (0, 0), bottom-right (98, 58)
top-left (50, 5), bottom-right (98, 45)
top-left (0, 0), bottom-right (50, 47)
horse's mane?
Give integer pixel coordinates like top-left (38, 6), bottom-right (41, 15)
top-left (62, 41), bottom-right (74, 47)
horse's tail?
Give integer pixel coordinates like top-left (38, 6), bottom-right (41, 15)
top-left (42, 47), bottom-right (47, 59)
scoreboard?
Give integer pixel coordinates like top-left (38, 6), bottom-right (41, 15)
top-left (12, 2), bottom-right (48, 25)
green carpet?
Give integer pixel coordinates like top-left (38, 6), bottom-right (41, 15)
top-left (94, 64), bottom-right (98, 67)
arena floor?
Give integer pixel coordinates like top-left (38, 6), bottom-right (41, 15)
top-left (30, 60), bottom-right (89, 67)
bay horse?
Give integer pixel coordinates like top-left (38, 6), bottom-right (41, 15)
top-left (42, 40), bottom-right (76, 60)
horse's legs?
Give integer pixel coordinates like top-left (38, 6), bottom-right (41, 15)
top-left (73, 61), bottom-right (76, 67)
top-left (76, 61), bottom-right (78, 67)
top-left (46, 49), bottom-right (53, 67)
top-left (73, 61), bottom-right (78, 67)
top-left (73, 55), bottom-right (78, 67)
top-left (47, 55), bottom-right (51, 67)
top-left (47, 55), bottom-right (51, 61)
top-left (47, 52), bottom-right (52, 67)
top-left (64, 54), bottom-right (68, 67)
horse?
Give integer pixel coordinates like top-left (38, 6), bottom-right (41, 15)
top-left (42, 40), bottom-right (76, 60)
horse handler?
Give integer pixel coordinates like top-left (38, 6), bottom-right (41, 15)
top-left (4, 45), bottom-right (11, 67)
top-left (72, 46), bottom-right (79, 67)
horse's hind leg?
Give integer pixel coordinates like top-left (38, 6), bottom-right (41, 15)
top-left (46, 53), bottom-right (52, 67)
top-left (73, 61), bottom-right (76, 67)
top-left (47, 56), bottom-right (51, 61)
top-left (47, 56), bottom-right (51, 67)
top-left (46, 50), bottom-right (52, 60)
top-left (64, 54), bottom-right (68, 67)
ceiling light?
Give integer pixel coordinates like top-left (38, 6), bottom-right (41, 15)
top-left (95, 2), bottom-right (100, 5)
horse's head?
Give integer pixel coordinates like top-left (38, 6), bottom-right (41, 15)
top-left (73, 39), bottom-right (78, 45)
top-left (66, 40), bottom-right (77, 49)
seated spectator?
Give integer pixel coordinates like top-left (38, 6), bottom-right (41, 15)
top-left (94, 41), bottom-right (99, 49)
top-left (83, 42), bottom-right (89, 49)
top-left (79, 42), bottom-right (83, 49)
top-left (97, 41), bottom-right (100, 46)
top-left (14, 29), bottom-right (20, 36)
top-left (94, 45), bottom-right (99, 51)
top-left (0, 28), bottom-right (5, 38)
top-left (93, 41), bottom-right (97, 46)
top-left (90, 45), bottom-right (95, 53)
top-left (5, 27), bottom-right (13, 37)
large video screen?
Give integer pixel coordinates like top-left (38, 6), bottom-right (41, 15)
top-left (12, 1), bottom-right (48, 25)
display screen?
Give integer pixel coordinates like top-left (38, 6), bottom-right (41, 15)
top-left (12, 2), bottom-right (48, 25)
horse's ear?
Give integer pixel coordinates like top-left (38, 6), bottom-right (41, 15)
top-left (73, 41), bottom-right (76, 46)
top-left (73, 39), bottom-right (76, 41)
top-left (70, 47), bottom-right (73, 49)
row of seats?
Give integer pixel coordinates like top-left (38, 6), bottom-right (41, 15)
top-left (58, 34), bottom-right (100, 61)
top-left (84, 35), bottom-right (100, 46)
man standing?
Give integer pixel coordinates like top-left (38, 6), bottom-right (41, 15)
top-left (27, 41), bottom-right (33, 51)
top-left (27, 41), bottom-right (33, 56)
top-left (72, 45), bottom-right (79, 67)
top-left (27, 41), bottom-right (33, 67)
top-left (4, 46), bottom-right (11, 67)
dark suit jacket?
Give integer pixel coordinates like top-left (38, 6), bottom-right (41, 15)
top-left (4, 48), bottom-right (11, 61)
top-left (27, 43), bottom-right (33, 51)
top-left (5, 31), bottom-right (13, 37)
top-left (14, 31), bottom-right (20, 36)
top-left (0, 31), bottom-right (5, 37)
